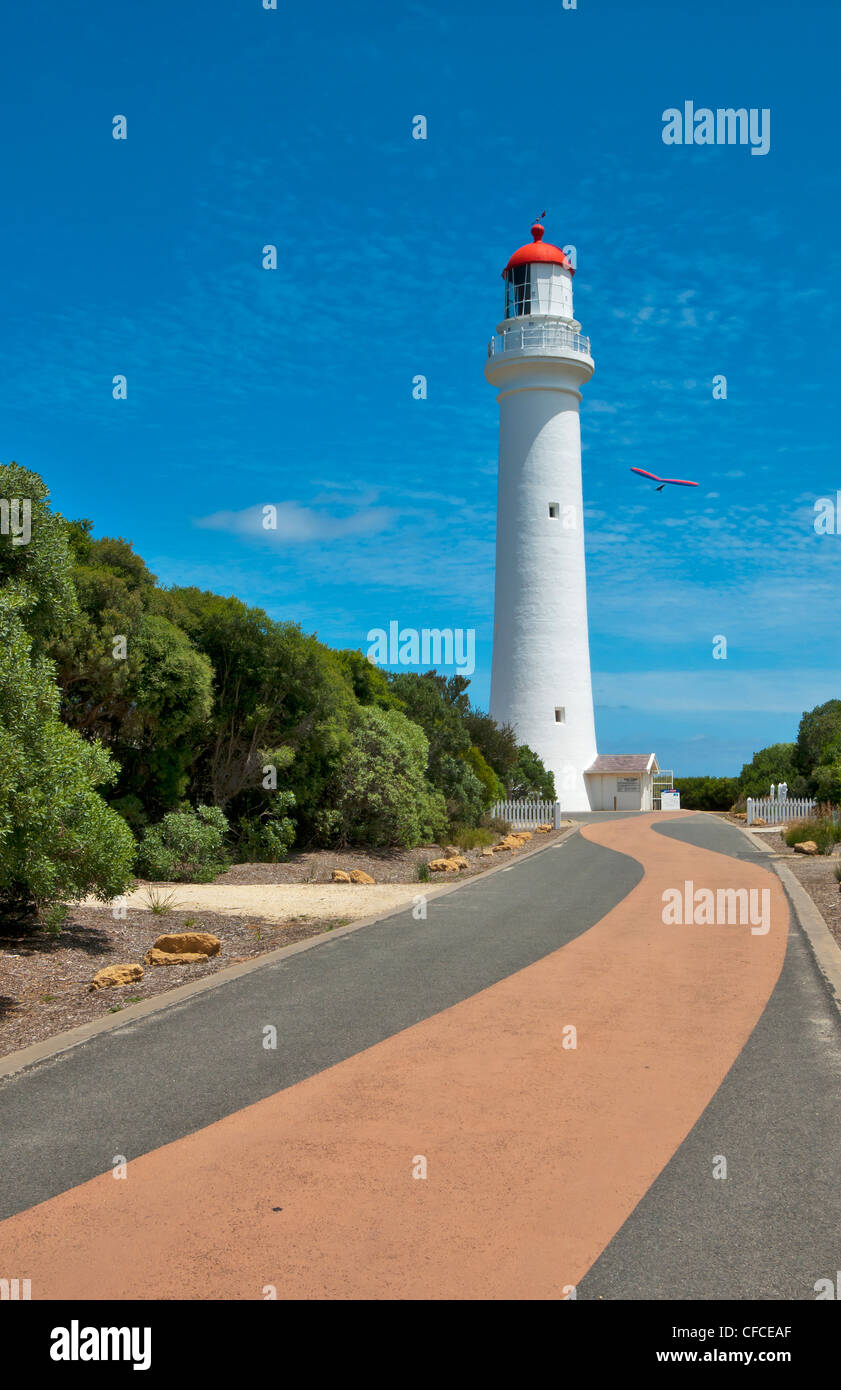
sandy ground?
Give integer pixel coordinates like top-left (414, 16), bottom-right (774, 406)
top-left (85, 882), bottom-right (425, 922)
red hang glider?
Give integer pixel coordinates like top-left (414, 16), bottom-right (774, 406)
top-left (630, 467), bottom-right (699, 492)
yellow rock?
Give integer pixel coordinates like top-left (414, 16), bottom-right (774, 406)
top-left (535, 822), bottom-right (553, 832)
top-left (794, 840), bottom-right (819, 855)
top-left (89, 963), bottom-right (144, 991)
top-left (350, 869), bottom-right (375, 884)
top-left (480, 847), bottom-right (494, 857)
top-left (151, 932), bottom-right (221, 957)
top-left (429, 857), bottom-right (460, 872)
top-left (332, 869), bottom-right (352, 882)
top-left (145, 948), bottom-right (208, 966)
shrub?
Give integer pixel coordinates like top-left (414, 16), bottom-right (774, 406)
top-left (676, 776), bottom-right (740, 811)
top-left (486, 815), bottom-right (511, 835)
top-left (331, 707), bottom-right (448, 847)
top-left (461, 746), bottom-right (504, 809)
top-left (783, 817), bottom-right (841, 855)
top-left (235, 800), bottom-right (296, 863)
top-left (138, 805), bottom-right (230, 882)
top-left (0, 588), bottom-right (136, 918)
top-left (450, 824), bottom-right (496, 849)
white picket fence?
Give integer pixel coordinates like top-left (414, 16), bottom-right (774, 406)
top-left (746, 796), bottom-right (815, 827)
top-left (490, 798), bottom-right (562, 830)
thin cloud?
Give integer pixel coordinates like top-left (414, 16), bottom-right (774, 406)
top-left (195, 501), bottom-right (396, 543)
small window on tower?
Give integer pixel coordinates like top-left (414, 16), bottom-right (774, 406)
top-left (555, 707), bottom-right (565, 724)
top-left (548, 503), bottom-right (560, 519)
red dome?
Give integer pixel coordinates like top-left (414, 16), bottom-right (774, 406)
top-left (503, 221), bottom-right (574, 277)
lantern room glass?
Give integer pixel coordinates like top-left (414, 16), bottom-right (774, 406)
top-left (504, 263), bottom-right (531, 319)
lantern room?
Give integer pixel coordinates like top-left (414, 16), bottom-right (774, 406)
top-left (502, 220), bottom-right (575, 321)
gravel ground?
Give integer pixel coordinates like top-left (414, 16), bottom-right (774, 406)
top-left (216, 841), bottom-right (499, 885)
top-left (0, 905), bottom-right (342, 1057)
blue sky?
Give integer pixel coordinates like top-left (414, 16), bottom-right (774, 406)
top-left (1, 0), bottom-right (839, 776)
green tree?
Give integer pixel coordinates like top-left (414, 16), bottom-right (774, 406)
top-left (462, 744), bottom-right (504, 808)
top-left (738, 742), bottom-right (803, 798)
top-left (507, 744), bottom-right (556, 799)
top-left (0, 467), bottom-right (135, 920)
top-left (161, 589), bottom-right (357, 837)
top-left (0, 463), bottom-right (76, 650)
top-left (329, 707), bottom-right (448, 847)
top-left (676, 776), bottom-right (741, 811)
top-left (463, 711), bottom-right (519, 783)
top-left (47, 529), bottom-right (213, 816)
top-left (334, 649), bottom-right (402, 710)
top-left (795, 700), bottom-right (841, 802)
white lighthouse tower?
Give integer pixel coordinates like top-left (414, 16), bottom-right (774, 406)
top-left (485, 219), bottom-right (597, 811)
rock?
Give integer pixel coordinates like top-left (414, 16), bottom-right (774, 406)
top-left (442, 846), bottom-right (459, 859)
top-left (350, 869), bottom-right (375, 884)
top-left (496, 833), bottom-right (528, 851)
top-left (331, 869), bottom-right (352, 882)
top-left (750, 817), bottom-right (766, 826)
top-left (89, 963), bottom-right (144, 991)
top-left (428, 857), bottom-right (463, 872)
top-left (151, 932), bottom-right (221, 958)
top-left (480, 847), bottom-right (494, 857)
top-left (535, 822), bottom-right (553, 833)
top-left (145, 948), bottom-right (208, 966)
top-left (794, 840), bottom-right (818, 855)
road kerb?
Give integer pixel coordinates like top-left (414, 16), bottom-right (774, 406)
top-left (736, 823), bottom-right (841, 1015)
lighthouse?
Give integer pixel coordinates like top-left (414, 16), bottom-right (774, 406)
top-left (485, 219), bottom-right (598, 811)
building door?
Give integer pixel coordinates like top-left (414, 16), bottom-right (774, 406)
top-left (616, 776), bottom-right (641, 810)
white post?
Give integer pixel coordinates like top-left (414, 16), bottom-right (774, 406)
top-left (553, 801), bottom-right (562, 830)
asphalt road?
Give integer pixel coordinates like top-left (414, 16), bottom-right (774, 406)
top-left (1, 812), bottom-right (839, 1300)
top-left (0, 829), bottom-right (640, 1220)
top-left (578, 816), bottom-right (841, 1300)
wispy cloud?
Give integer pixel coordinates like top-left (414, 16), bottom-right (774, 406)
top-left (195, 501), bottom-right (397, 543)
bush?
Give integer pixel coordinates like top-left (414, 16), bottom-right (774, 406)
top-left (0, 586), bottom-right (136, 919)
top-left (450, 824), bottom-right (496, 849)
top-left (234, 797), bottom-right (296, 863)
top-left (486, 815), bottom-right (511, 835)
top-left (330, 707), bottom-right (448, 847)
top-left (676, 776), bottom-right (740, 811)
top-left (783, 817), bottom-right (841, 855)
top-left (138, 804), bottom-right (230, 882)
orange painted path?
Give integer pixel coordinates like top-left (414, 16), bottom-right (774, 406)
top-left (0, 813), bottom-right (787, 1299)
